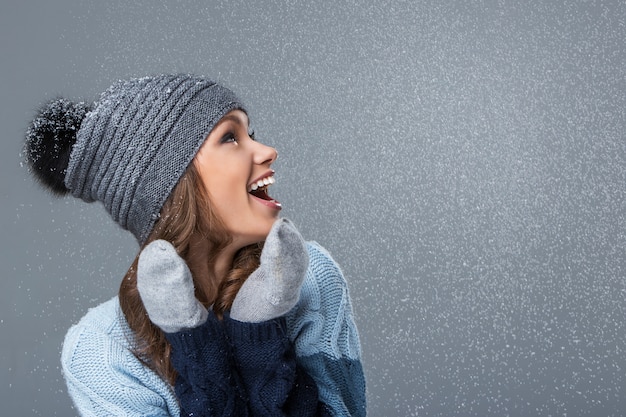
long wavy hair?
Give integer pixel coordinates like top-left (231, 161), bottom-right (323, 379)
top-left (119, 162), bottom-right (262, 384)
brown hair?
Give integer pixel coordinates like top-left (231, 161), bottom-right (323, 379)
top-left (118, 163), bottom-right (262, 384)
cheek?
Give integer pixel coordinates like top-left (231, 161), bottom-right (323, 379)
top-left (196, 156), bottom-right (253, 226)
top-left (200, 160), bottom-right (242, 201)
top-left (206, 175), bottom-right (249, 220)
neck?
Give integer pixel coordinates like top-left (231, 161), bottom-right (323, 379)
top-left (212, 244), bottom-right (238, 282)
top-left (187, 233), bottom-right (238, 288)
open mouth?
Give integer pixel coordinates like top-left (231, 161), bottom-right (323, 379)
top-left (248, 173), bottom-right (282, 209)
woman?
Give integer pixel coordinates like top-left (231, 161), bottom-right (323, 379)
top-left (24, 74), bottom-right (366, 416)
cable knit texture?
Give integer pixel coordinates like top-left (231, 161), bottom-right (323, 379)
top-left (223, 316), bottom-right (320, 416)
top-left (286, 242), bottom-right (367, 417)
top-left (61, 242), bottom-right (366, 416)
top-left (166, 315), bottom-right (248, 416)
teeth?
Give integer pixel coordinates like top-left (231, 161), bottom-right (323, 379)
top-left (249, 175), bottom-right (275, 192)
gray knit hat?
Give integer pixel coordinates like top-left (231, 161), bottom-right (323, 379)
top-left (24, 74), bottom-right (245, 244)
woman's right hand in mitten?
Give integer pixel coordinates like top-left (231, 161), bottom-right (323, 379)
top-left (137, 239), bottom-right (208, 333)
top-left (230, 218), bottom-right (309, 323)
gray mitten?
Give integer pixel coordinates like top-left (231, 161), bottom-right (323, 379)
top-left (137, 239), bottom-right (208, 333)
top-left (230, 218), bottom-right (309, 323)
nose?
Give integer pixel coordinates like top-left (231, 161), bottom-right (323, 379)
top-left (253, 141), bottom-right (277, 166)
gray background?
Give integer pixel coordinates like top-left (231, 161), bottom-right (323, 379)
top-left (2, 0), bottom-right (625, 415)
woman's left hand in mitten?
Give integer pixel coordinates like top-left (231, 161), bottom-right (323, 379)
top-left (230, 218), bottom-right (309, 322)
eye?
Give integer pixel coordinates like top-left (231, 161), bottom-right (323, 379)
top-left (220, 132), bottom-right (237, 144)
top-left (248, 129), bottom-right (256, 141)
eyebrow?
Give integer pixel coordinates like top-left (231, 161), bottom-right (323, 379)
top-left (217, 113), bottom-right (248, 128)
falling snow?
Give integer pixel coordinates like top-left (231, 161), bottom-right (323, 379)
top-left (3, 1), bottom-right (626, 415)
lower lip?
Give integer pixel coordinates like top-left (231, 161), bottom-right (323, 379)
top-left (250, 194), bottom-right (282, 211)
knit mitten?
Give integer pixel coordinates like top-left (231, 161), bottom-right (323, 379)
top-left (137, 239), bottom-right (208, 333)
top-left (230, 218), bottom-right (309, 323)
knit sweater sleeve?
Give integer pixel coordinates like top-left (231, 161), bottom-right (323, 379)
top-left (286, 242), bottom-right (367, 417)
top-left (61, 300), bottom-right (179, 416)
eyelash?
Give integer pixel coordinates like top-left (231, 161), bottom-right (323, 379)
top-left (220, 132), bottom-right (237, 144)
top-left (220, 129), bottom-right (256, 144)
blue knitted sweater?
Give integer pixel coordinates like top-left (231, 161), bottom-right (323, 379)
top-left (61, 242), bottom-right (366, 416)
top-left (167, 312), bottom-right (321, 416)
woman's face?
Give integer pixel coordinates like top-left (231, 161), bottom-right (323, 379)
top-left (194, 110), bottom-right (281, 248)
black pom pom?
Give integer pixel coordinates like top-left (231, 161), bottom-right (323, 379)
top-left (24, 98), bottom-right (91, 195)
